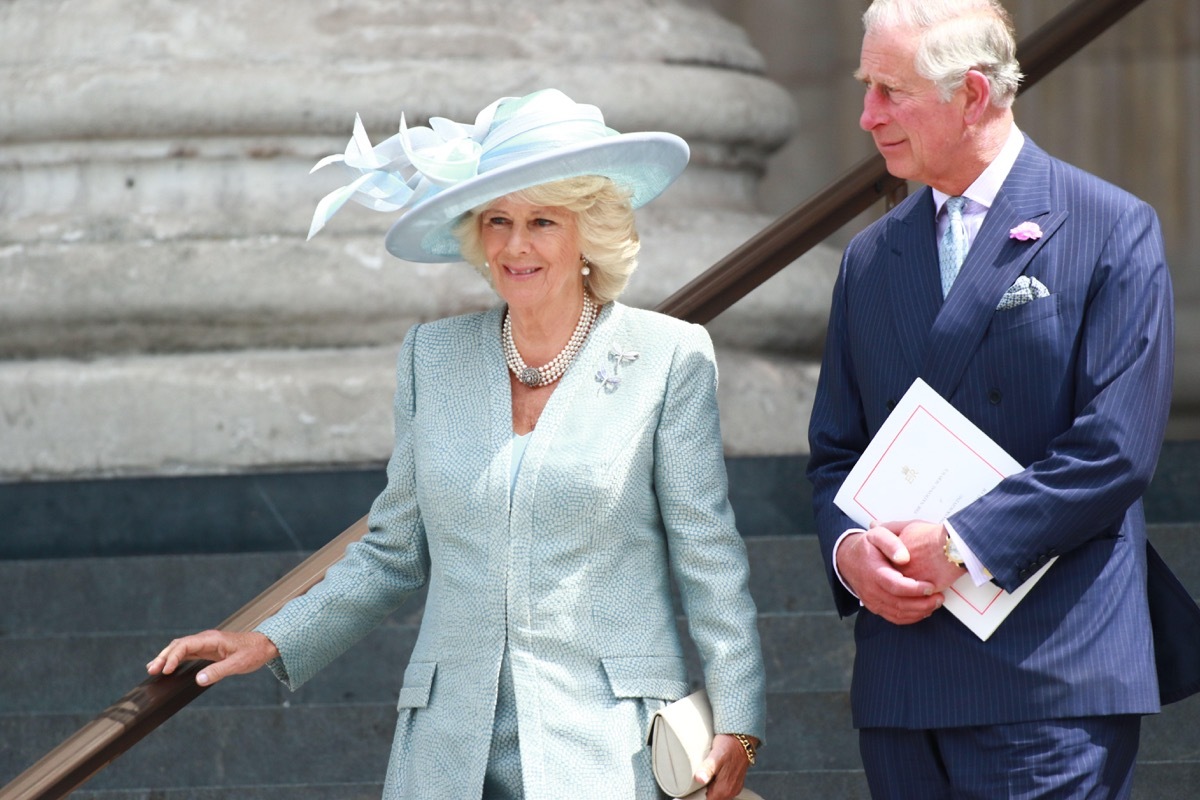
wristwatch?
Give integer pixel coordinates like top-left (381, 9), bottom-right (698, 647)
top-left (944, 533), bottom-right (965, 567)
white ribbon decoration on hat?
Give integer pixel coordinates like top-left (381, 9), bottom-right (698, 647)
top-left (306, 99), bottom-right (505, 240)
top-left (305, 91), bottom-right (613, 241)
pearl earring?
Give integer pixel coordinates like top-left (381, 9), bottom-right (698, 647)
top-left (581, 256), bottom-right (591, 277)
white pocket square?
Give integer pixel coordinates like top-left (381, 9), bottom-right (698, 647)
top-left (996, 275), bottom-right (1050, 310)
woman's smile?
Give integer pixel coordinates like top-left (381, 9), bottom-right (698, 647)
top-left (480, 196), bottom-right (584, 312)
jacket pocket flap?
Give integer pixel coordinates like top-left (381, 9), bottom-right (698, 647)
top-left (602, 655), bottom-right (689, 700)
top-left (396, 661), bottom-right (437, 709)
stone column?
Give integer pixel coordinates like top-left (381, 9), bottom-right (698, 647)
top-left (0, 0), bottom-right (837, 480)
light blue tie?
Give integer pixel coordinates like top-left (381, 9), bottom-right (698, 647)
top-left (939, 196), bottom-right (969, 298)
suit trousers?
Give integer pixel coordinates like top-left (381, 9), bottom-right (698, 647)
top-left (859, 715), bottom-right (1141, 800)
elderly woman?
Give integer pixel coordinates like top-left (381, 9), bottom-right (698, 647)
top-left (148, 89), bottom-right (765, 800)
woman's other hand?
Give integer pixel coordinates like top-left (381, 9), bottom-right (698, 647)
top-left (147, 629), bottom-right (279, 686)
top-left (694, 733), bottom-right (757, 800)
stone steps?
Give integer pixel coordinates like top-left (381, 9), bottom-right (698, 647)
top-left (70, 786), bottom-right (385, 800)
top-left (3, 524), bottom-right (1199, 797)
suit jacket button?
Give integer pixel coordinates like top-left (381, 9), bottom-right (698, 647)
top-left (887, 399), bottom-right (897, 412)
top-left (1018, 568), bottom-right (1030, 580)
top-left (988, 389), bottom-right (1002, 405)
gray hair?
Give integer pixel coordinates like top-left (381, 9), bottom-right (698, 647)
top-left (863, 0), bottom-right (1023, 108)
top-left (454, 175), bottom-right (640, 305)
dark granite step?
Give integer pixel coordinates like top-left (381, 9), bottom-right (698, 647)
top-left (53, 761), bottom-right (1200, 800)
top-left (7, 691), bottom-right (1197, 794)
top-left (3, 439), bottom-right (1195, 560)
top-left (0, 535), bottom-right (833, 640)
top-left (70, 785), bottom-right (385, 800)
top-left (1, 449), bottom-right (1197, 798)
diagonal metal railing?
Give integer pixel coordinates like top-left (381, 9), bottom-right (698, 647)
top-left (0, 0), bottom-right (1151, 796)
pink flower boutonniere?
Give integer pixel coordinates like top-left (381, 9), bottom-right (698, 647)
top-left (1009, 221), bottom-right (1043, 241)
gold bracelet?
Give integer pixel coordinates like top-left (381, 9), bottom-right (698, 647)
top-left (731, 733), bottom-right (757, 766)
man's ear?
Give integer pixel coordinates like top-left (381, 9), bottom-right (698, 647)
top-left (961, 69), bottom-right (992, 124)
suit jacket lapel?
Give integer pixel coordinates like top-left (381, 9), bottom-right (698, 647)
top-left (885, 188), bottom-right (943, 375)
top-left (920, 141), bottom-right (1068, 399)
top-left (473, 305), bottom-right (522, 516)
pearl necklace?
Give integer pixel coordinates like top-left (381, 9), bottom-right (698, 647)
top-left (503, 294), bottom-right (598, 388)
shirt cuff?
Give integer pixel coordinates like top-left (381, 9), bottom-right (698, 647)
top-left (833, 527), bottom-right (867, 602)
top-left (944, 520), bottom-right (992, 586)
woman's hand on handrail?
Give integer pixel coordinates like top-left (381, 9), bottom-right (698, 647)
top-left (147, 630), bottom-right (279, 686)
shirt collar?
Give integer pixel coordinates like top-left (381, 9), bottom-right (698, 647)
top-left (933, 123), bottom-right (1025, 215)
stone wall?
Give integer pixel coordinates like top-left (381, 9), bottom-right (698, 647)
top-left (0, 0), bottom-right (838, 481)
top-left (7, 0), bottom-right (1188, 482)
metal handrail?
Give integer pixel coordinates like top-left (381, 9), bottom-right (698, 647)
top-left (0, 0), bottom-right (1150, 796)
top-left (0, 517), bottom-right (369, 800)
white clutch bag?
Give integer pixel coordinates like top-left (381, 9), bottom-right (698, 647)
top-left (648, 689), bottom-right (764, 800)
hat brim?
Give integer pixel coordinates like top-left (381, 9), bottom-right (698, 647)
top-left (382, 131), bottom-right (689, 263)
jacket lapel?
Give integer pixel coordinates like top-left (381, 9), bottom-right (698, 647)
top-left (474, 305), bottom-right (522, 515)
top-left (885, 188), bottom-right (943, 375)
top-left (919, 140), bottom-right (1068, 399)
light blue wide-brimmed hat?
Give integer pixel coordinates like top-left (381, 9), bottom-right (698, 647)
top-left (306, 89), bottom-right (690, 263)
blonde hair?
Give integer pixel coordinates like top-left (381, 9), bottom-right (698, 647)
top-left (864, 0), bottom-right (1023, 108)
top-left (453, 175), bottom-right (640, 305)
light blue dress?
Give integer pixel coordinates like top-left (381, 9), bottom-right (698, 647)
top-left (257, 302), bottom-right (765, 800)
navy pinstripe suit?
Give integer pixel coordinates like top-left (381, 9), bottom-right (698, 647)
top-left (807, 137), bottom-right (1174, 730)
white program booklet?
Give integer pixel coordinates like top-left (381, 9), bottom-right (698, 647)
top-left (834, 378), bottom-right (1055, 640)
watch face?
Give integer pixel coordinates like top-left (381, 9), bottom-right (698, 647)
top-left (945, 535), bottom-right (964, 566)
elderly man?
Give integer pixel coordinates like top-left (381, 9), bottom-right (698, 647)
top-left (806, 1), bottom-right (1174, 797)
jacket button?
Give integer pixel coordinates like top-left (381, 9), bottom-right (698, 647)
top-left (887, 399), bottom-right (897, 412)
top-left (1018, 568), bottom-right (1029, 580)
top-left (988, 389), bottom-right (1002, 405)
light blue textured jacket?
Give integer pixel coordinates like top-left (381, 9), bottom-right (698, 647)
top-left (257, 301), bottom-right (766, 799)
